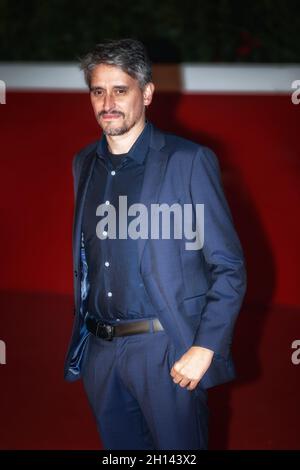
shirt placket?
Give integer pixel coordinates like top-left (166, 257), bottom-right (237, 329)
top-left (99, 157), bottom-right (114, 319)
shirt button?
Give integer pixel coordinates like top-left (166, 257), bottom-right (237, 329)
top-left (111, 170), bottom-right (116, 176)
top-left (107, 292), bottom-right (112, 297)
top-left (104, 261), bottom-right (110, 267)
top-left (102, 230), bottom-right (108, 237)
top-left (105, 200), bottom-right (110, 205)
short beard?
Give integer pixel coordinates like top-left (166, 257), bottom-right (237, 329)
top-left (103, 119), bottom-right (136, 136)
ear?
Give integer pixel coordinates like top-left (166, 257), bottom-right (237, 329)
top-left (143, 82), bottom-right (155, 106)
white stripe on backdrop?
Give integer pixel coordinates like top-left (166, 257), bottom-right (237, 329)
top-left (0, 63), bottom-right (299, 93)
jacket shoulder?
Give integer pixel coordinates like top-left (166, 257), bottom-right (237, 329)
top-left (158, 127), bottom-right (217, 166)
top-left (161, 128), bottom-right (200, 154)
top-left (72, 140), bottom-right (98, 175)
top-left (76, 139), bottom-right (98, 157)
top-left (73, 140), bottom-right (98, 166)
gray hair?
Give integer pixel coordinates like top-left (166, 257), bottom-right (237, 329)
top-left (80, 38), bottom-right (153, 89)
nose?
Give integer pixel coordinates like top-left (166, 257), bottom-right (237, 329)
top-left (103, 93), bottom-right (115, 111)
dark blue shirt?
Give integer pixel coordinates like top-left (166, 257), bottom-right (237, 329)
top-left (82, 120), bottom-right (157, 325)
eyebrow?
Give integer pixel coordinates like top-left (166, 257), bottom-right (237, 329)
top-left (90, 85), bottom-right (129, 92)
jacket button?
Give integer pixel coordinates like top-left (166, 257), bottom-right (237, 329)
top-left (74, 270), bottom-right (78, 277)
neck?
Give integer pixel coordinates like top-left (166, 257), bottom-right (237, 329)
top-left (106, 119), bottom-right (146, 155)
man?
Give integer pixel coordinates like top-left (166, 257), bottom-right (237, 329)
top-left (64, 38), bottom-right (247, 450)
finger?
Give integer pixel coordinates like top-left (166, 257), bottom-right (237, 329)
top-left (172, 373), bottom-right (184, 384)
top-left (177, 378), bottom-right (192, 388)
top-left (170, 362), bottom-right (182, 377)
top-left (173, 361), bottom-right (183, 374)
top-left (186, 380), bottom-right (199, 391)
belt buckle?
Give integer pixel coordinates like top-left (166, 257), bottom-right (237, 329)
top-left (96, 322), bottom-right (115, 341)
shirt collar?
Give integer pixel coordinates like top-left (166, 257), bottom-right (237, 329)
top-left (96, 120), bottom-right (151, 165)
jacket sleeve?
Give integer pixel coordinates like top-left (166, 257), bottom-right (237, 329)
top-left (190, 146), bottom-right (247, 359)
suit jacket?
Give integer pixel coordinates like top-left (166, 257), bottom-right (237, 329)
top-left (64, 121), bottom-right (247, 389)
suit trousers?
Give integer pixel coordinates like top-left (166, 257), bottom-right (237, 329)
top-left (81, 325), bottom-right (209, 450)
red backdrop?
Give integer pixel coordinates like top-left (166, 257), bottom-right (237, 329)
top-left (0, 91), bottom-right (299, 449)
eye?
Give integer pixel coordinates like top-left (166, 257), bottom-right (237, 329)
top-left (92, 89), bottom-right (103, 97)
top-left (115, 89), bottom-right (126, 95)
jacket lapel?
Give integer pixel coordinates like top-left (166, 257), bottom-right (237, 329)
top-left (137, 124), bottom-right (169, 269)
top-left (73, 149), bottom-right (97, 291)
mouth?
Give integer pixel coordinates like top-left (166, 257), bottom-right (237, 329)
top-left (102, 114), bottom-right (122, 120)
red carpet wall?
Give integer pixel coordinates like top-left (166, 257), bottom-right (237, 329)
top-left (0, 65), bottom-right (299, 449)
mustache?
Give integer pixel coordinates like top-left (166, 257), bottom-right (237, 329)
top-left (98, 111), bottom-right (124, 118)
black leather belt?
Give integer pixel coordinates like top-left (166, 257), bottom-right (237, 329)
top-left (86, 317), bottom-right (164, 340)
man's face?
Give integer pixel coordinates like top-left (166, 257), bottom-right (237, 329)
top-left (89, 64), bottom-right (154, 136)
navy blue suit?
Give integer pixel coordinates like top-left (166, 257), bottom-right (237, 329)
top-left (64, 121), bottom-right (246, 449)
